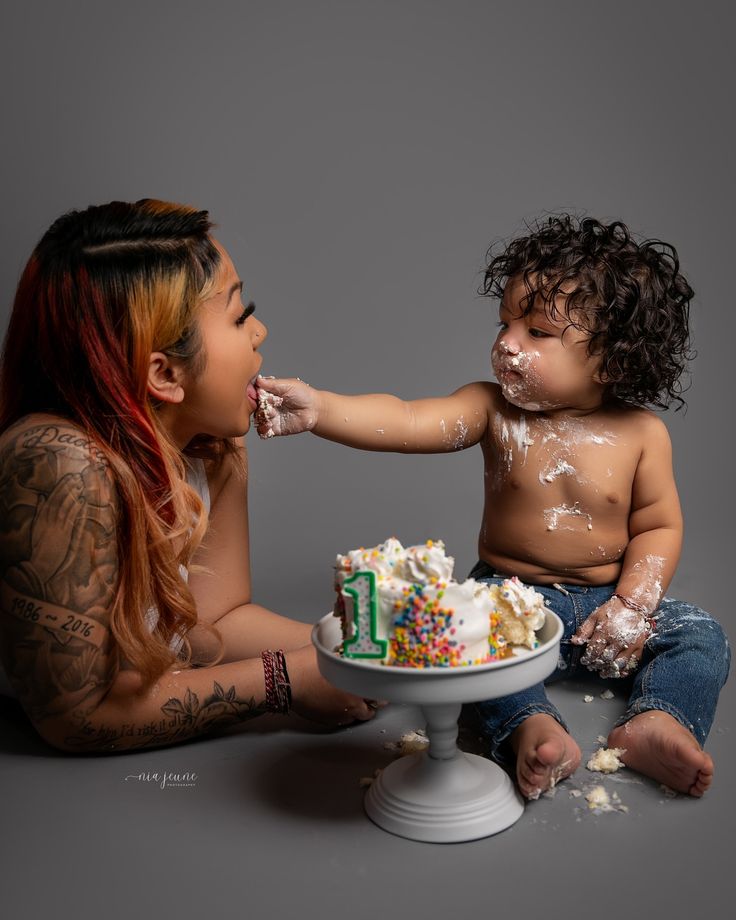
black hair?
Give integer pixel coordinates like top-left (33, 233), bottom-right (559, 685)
top-left (481, 214), bottom-right (695, 409)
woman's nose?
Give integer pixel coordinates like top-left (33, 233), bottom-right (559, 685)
top-left (253, 318), bottom-right (268, 345)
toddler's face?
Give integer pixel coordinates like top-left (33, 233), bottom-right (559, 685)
top-left (491, 274), bottom-right (604, 414)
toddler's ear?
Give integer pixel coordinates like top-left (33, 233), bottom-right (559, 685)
top-left (147, 352), bottom-right (185, 404)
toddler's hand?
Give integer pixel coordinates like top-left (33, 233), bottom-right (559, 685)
top-left (571, 597), bottom-right (653, 679)
top-left (255, 376), bottom-right (319, 439)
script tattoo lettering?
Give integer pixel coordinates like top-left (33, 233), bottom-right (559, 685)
top-left (64, 682), bottom-right (268, 751)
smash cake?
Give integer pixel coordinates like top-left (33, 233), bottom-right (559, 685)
top-left (333, 537), bottom-right (548, 667)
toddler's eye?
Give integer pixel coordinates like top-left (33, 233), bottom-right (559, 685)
top-left (236, 301), bottom-right (256, 326)
top-left (496, 321), bottom-right (508, 331)
top-left (529, 328), bottom-right (550, 338)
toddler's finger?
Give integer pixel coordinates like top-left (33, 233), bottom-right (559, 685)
top-left (571, 620), bottom-right (595, 645)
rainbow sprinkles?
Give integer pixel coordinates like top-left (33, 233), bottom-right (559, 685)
top-left (333, 538), bottom-right (548, 668)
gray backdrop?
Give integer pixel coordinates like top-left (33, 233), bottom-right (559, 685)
top-left (1, 2), bottom-right (734, 918)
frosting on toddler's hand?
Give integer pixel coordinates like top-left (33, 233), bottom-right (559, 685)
top-left (255, 387), bottom-right (283, 438)
top-left (254, 375), bottom-right (318, 439)
top-left (573, 597), bottom-right (652, 679)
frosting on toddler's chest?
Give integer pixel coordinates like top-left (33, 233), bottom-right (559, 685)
top-left (489, 412), bottom-right (620, 492)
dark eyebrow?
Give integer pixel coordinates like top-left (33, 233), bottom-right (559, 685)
top-left (226, 280), bottom-right (244, 305)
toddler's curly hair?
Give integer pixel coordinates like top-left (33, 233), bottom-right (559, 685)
top-left (481, 214), bottom-right (695, 409)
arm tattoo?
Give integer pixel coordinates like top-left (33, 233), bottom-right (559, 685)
top-left (63, 682), bottom-right (269, 752)
top-left (1, 422), bottom-right (270, 752)
top-left (0, 423), bottom-right (118, 723)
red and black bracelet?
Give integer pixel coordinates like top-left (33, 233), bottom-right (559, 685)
top-left (613, 593), bottom-right (657, 633)
top-left (261, 649), bottom-right (292, 714)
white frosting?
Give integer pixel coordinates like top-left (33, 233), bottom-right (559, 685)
top-left (487, 575), bottom-right (548, 647)
top-left (334, 539), bottom-right (548, 667)
top-left (395, 541), bottom-right (455, 583)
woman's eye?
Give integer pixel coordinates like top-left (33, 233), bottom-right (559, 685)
top-left (236, 301), bottom-right (256, 326)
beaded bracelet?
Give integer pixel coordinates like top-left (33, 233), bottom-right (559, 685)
top-left (613, 594), bottom-right (657, 632)
top-left (261, 649), bottom-right (292, 714)
top-left (612, 592), bottom-right (648, 614)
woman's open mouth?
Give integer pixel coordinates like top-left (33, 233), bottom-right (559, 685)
top-left (246, 375), bottom-right (260, 409)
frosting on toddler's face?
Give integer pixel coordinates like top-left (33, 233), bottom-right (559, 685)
top-left (491, 275), bottom-right (604, 415)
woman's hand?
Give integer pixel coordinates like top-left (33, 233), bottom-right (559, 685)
top-left (255, 376), bottom-right (319, 439)
top-left (571, 596), bottom-right (653, 679)
top-left (285, 645), bottom-right (385, 726)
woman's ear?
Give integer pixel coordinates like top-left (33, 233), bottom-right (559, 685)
top-left (147, 352), bottom-right (185, 404)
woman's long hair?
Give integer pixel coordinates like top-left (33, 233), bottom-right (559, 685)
top-left (0, 199), bottom-right (231, 681)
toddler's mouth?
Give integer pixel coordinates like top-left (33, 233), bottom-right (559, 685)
top-left (496, 364), bottom-right (523, 381)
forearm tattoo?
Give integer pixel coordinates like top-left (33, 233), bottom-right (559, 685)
top-left (63, 682), bottom-right (269, 752)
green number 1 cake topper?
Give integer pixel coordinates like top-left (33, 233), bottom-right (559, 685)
top-left (342, 570), bottom-right (388, 659)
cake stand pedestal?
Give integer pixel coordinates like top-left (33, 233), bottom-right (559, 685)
top-left (312, 611), bottom-right (563, 843)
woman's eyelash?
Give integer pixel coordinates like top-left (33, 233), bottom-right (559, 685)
top-left (236, 301), bottom-right (256, 326)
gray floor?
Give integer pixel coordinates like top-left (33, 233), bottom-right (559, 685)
top-left (1, 664), bottom-right (732, 920)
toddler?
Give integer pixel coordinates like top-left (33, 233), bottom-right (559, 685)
top-left (256, 215), bottom-right (730, 798)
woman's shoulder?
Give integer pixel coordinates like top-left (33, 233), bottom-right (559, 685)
top-left (1, 413), bottom-right (110, 459)
top-left (0, 413), bottom-right (116, 496)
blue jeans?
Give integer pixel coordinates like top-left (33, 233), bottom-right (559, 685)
top-left (463, 560), bottom-right (731, 764)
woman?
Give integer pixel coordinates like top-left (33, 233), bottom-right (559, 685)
top-left (0, 198), bottom-right (375, 752)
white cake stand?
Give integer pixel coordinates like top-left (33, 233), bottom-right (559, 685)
top-left (312, 611), bottom-right (563, 843)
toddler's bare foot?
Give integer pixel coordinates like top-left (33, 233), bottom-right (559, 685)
top-left (510, 714), bottom-right (581, 800)
top-left (608, 711), bottom-right (713, 797)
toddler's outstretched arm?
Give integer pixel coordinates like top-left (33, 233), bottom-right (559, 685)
top-left (256, 375), bottom-right (493, 453)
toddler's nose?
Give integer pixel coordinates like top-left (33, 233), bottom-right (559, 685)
top-left (499, 338), bottom-right (520, 356)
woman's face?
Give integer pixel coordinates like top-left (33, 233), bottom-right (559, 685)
top-left (173, 241), bottom-right (268, 443)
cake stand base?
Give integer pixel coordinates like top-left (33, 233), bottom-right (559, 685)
top-left (365, 749), bottom-right (523, 843)
top-left (312, 611), bottom-right (563, 842)
top-left (365, 701), bottom-right (523, 843)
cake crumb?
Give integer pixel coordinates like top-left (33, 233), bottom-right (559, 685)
top-left (586, 747), bottom-right (626, 773)
top-left (359, 768), bottom-right (383, 788)
top-left (585, 785), bottom-right (628, 813)
top-left (600, 689), bottom-right (615, 700)
top-left (585, 785), bottom-right (610, 809)
top-left (569, 788), bottom-right (583, 798)
top-left (384, 729), bottom-right (429, 756)
top-left (583, 694), bottom-right (594, 703)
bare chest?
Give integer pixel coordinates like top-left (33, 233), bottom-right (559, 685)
top-left (484, 414), bottom-right (638, 514)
